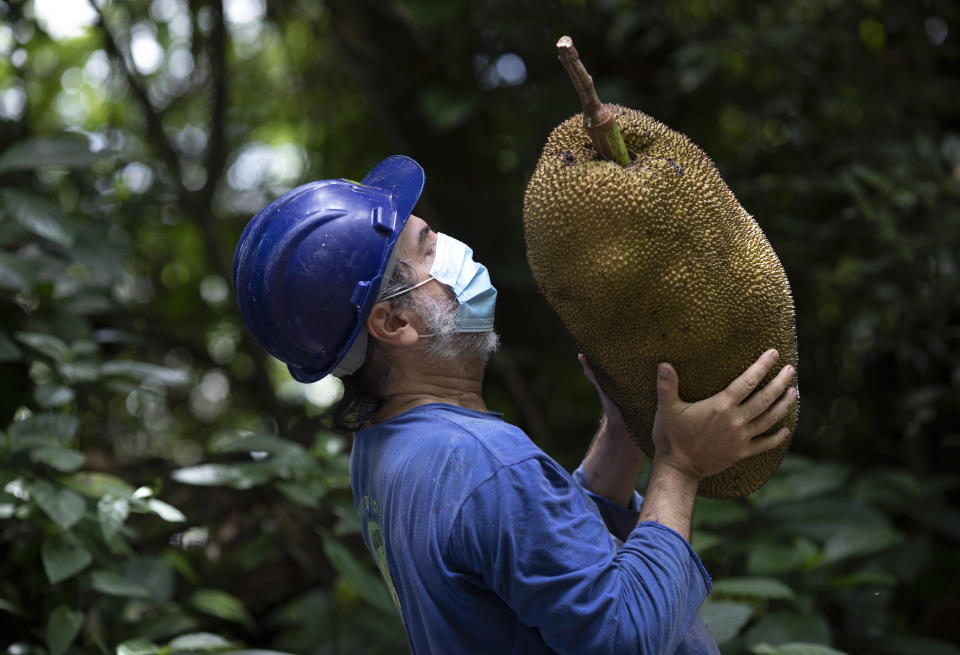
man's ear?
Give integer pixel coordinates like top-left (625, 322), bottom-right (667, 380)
top-left (365, 301), bottom-right (420, 347)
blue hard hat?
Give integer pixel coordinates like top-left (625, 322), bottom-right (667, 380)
top-left (233, 155), bottom-right (425, 382)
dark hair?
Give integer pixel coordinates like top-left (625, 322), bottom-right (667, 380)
top-left (331, 261), bottom-right (417, 431)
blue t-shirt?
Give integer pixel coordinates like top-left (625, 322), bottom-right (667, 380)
top-left (350, 403), bottom-right (719, 654)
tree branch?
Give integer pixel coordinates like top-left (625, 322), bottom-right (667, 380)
top-left (201, 0), bottom-right (229, 208)
top-left (88, 0), bottom-right (185, 184)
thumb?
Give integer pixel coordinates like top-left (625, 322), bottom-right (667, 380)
top-left (655, 363), bottom-right (679, 408)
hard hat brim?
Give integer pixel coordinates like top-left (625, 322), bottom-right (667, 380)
top-left (361, 155), bottom-right (425, 227)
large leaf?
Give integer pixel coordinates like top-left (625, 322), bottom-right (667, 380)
top-left (693, 497), bottom-right (748, 527)
top-left (822, 522), bottom-right (903, 563)
top-left (8, 412), bottom-right (79, 450)
top-left (749, 455), bottom-right (849, 507)
top-left (0, 597), bottom-right (21, 614)
top-left (188, 589), bottom-right (254, 628)
top-left (34, 383), bottom-right (76, 408)
top-left (32, 445), bottom-right (86, 472)
top-left (45, 604), bottom-right (84, 655)
top-left (747, 538), bottom-right (820, 575)
top-left (0, 253), bottom-right (35, 293)
top-left (744, 611), bottom-right (832, 648)
top-left (98, 495), bottom-right (130, 542)
top-left (0, 329), bottom-right (21, 361)
top-left (275, 479), bottom-right (326, 508)
top-left (116, 641), bottom-right (162, 655)
top-left (0, 189), bottom-right (77, 248)
top-left (145, 498), bottom-right (186, 522)
top-left (122, 556), bottom-right (177, 603)
top-left (762, 499), bottom-right (894, 543)
top-left (100, 360), bottom-right (191, 387)
top-left (213, 434), bottom-right (306, 457)
top-left (90, 569), bottom-right (152, 598)
top-left (321, 533), bottom-right (395, 616)
top-left (63, 471), bottom-right (136, 498)
top-left (699, 600), bottom-right (756, 644)
top-left (166, 633), bottom-right (235, 651)
top-left (172, 463), bottom-right (272, 489)
top-left (41, 533), bottom-right (92, 584)
top-left (712, 577), bottom-right (796, 600)
top-left (15, 332), bottom-right (70, 362)
top-left (31, 479), bottom-right (85, 529)
top-left (0, 134), bottom-right (98, 172)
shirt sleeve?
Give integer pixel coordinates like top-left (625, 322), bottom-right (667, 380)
top-left (446, 456), bottom-right (712, 655)
top-left (572, 462), bottom-right (642, 543)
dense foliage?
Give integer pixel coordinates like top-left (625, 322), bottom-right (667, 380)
top-left (0, 0), bottom-right (958, 653)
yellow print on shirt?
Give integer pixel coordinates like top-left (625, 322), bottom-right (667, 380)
top-left (366, 518), bottom-right (403, 618)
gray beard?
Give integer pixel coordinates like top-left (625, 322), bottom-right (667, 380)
top-left (413, 291), bottom-right (500, 366)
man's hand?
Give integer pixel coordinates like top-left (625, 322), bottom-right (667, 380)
top-left (638, 349), bottom-right (797, 542)
top-left (652, 349), bottom-right (797, 483)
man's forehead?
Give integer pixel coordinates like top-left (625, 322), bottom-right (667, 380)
top-left (399, 216), bottom-right (430, 251)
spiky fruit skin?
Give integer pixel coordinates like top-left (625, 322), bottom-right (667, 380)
top-left (523, 104), bottom-right (798, 499)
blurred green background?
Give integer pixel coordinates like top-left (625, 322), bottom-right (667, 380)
top-left (1, 0), bottom-right (958, 653)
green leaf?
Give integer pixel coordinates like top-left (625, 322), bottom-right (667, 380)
top-left (275, 480), bottom-right (326, 508)
top-left (90, 569), bottom-right (152, 598)
top-left (0, 189), bottom-right (77, 248)
top-left (749, 455), bottom-right (848, 507)
top-left (31, 479), bottom-right (86, 529)
top-left (822, 522), bottom-right (902, 563)
top-left (747, 538), bottom-right (820, 575)
top-left (8, 412), bottom-right (79, 447)
top-left (166, 632), bottom-right (235, 651)
top-left (41, 533), bottom-right (92, 584)
top-left (45, 604), bottom-right (84, 655)
top-left (0, 329), bottom-right (21, 361)
top-left (34, 383), bottom-right (76, 408)
top-left (699, 600), bottom-right (756, 645)
top-left (0, 597), bottom-right (22, 614)
top-left (212, 434), bottom-right (305, 456)
top-left (146, 498), bottom-right (186, 522)
top-left (98, 495), bottom-right (129, 542)
top-left (712, 577), bottom-right (796, 600)
top-left (63, 471), bottom-right (136, 498)
top-left (693, 497), bottom-right (748, 526)
top-left (752, 643), bottom-right (849, 655)
top-left (188, 589), bottom-right (254, 628)
top-left (321, 533), bottom-right (395, 616)
top-left (122, 556), bottom-right (176, 603)
top-left (763, 499), bottom-right (893, 543)
top-left (100, 360), bottom-right (191, 387)
top-left (32, 445), bottom-right (86, 472)
top-left (116, 640), bottom-right (162, 655)
top-left (744, 611), bottom-right (832, 648)
top-left (0, 134), bottom-right (98, 172)
top-left (691, 531), bottom-right (723, 554)
top-left (0, 253), bottom-right (35, 292)
top-left (171, 463), bottom-right (271, 489)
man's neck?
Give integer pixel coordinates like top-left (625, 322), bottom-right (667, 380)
top-left (374, 355), bottom-right (487, 423)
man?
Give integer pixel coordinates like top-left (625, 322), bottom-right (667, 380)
top-left (233, 156), bottom-right (797, 654)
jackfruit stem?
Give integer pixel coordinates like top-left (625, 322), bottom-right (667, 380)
top-left (556, 36), bottom-right (631, 167)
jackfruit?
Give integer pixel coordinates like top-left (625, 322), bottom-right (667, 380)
top-left (523, 104), bottom-right (798, 498)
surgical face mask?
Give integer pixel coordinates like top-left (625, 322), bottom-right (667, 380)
top-left (380, 232), bottom-right (497, 333)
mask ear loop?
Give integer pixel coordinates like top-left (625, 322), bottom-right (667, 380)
top-left (378, 274), bottom-right (434, 301)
